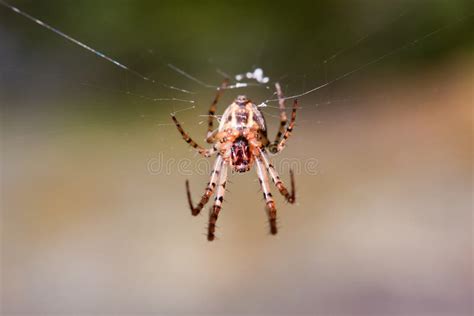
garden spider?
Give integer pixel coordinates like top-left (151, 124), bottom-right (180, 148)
top-left (171, 80), bottom-right (297, 241)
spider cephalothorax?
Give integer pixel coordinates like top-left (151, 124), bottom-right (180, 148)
top-left (235, 95), bottom-right (249, 106)
top-left (172, 80), bottom-right (297, 240)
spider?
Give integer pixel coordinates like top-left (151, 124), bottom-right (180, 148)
top-left (171, 80), bottom-right (298, 241)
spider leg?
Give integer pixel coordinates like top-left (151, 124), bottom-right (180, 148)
top-left (186, 155), bottom-right (223, 215)
top-left (257, 129), bottom-right (270, 148)
top-left (206, 128), bottom-right (220, 143)
top-left (206, 79), bottom-right (229, 143)
top-left (268, 82), bottom-right (288, 153)
top-left (259, 148), bottom-right (295, 203)
top-left (270, 99), bottom-right (298, 154)
top-left (206, 130), bottom-right (230, 146)
top-left (255, 157), bottom-right (278, 235)
top-left (171, 114), bottom-right (217, 157)
top-left (207, 161), bottom-right (228, 241)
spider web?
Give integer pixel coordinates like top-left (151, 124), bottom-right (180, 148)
top-left (1, 0), bottom-right (472, 175)
top-left (1, 1), bottom-right (473, 314)
top-left (1, 1), bottom-right (471, 114)
top-left (0, 0), bottom-right (472, 180)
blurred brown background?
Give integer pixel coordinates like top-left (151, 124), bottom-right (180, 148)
top-left (1, 0), bottom-right (473, 315)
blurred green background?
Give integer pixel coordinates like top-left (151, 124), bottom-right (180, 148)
top-left (1, 0), bottom-right (473, 315)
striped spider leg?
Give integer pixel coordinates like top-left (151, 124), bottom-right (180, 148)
top-left (255, 155), bottom-right (278, 234)
top-left (255, 148), bottom-right (296, 235)
top-left (171, 115), bottom-right (219, 157)
top-left (268, 82), bottom-right (288, 153)
top-left (207, 159), bottom-right (228, 241)
top-left (268, 83), bottom-right (298, 154)
top-left (185, 155), bottom-right (223, 216)
top-left (259, 148), bottom-right (295, 204)
top-left (206, 79), bottom-right (229, 143)
top-left (171, 79), bottom-right (229, 157)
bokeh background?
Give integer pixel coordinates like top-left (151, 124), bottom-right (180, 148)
top-left (1, 0), bottom-right (473, 315)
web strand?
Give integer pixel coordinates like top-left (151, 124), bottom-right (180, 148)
top-left (80, 82), bottom-right (195, 103)
top-left (323, 9), bottom-right (409, 64)
top-left (265, 12), bottom-right (474, 103)
top-left (2, 0), bottom-right (471, 105)
top-left (167, 63), bottom-right (217, 88)
top-left (0, 0), bottom-right (193, 94)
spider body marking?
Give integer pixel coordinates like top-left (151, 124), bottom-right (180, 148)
top-left (171, 81), bottom-right (297, 240)
top-left (217, 95), bottom-right (267, 173)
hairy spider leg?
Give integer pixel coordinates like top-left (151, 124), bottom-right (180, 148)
top-left (259, 148), bottom-right (295, 203)
top-left (171, 114), bottom-right (218, 157)
top-left (186, 155), bottom-right (223, 215)
top-left (274, 99), bottom-right (298, 153)
top-left (255, 157), bottom-right (278, 235)
top-left (268, 82), bottom-right (289, 153)
top-left (207, 160), bottom-right (228, 241)
top-left (206, 79), bottom-right (229, 143)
